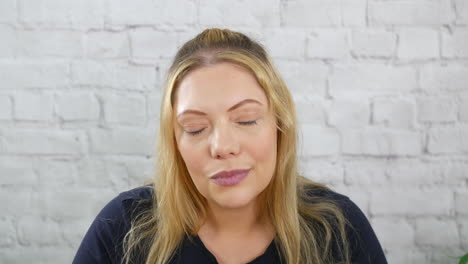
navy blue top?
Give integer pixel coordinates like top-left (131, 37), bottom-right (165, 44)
top-left (73, 185), bottom-right (387, 264)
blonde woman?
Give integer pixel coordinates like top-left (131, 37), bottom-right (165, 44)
top-left (73, 28), bottom-right (387, 264)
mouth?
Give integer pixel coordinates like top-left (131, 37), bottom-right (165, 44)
top-left (210, 168), bottom-right (250, 186)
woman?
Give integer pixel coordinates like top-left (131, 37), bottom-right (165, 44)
top-left (73, 28), bottom-right (387, 264)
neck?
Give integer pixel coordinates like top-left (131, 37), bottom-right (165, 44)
top-left (200, 199), bottom-right (269, 238)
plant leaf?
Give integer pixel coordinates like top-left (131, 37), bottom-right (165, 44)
top-left (459, 254), bottom-right (468, 264)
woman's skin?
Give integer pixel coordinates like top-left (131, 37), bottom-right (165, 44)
top-left (173, 62), bottom-right (278, 264)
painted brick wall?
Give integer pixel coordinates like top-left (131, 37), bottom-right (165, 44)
top-left (0, 0), bottom-right (467, 263)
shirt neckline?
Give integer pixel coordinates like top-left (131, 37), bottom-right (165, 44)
top-left (191, 235), bottom-right (277, 264)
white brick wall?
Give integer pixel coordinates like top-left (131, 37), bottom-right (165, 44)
top-left (351, 29), bottom-right (396, 58)
top-left (397, 28), bottom-right (439, 60)
top-left (373, 98), bottom-right (415, 129)
top-left (442, 29), bottom-right (468, 58)
top-left (307, 29), bottom-right (349, 60)
top-left (0, 1), bottom-right (467, 263)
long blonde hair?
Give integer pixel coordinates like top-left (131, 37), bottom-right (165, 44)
top-left (123, 28), bottom-right (351, 264)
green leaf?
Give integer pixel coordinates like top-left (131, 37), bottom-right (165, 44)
top-left (459, 254), bottom-right (468, 264)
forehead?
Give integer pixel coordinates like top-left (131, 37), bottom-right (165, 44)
top-left (174, 63), bottom-right (268, 111)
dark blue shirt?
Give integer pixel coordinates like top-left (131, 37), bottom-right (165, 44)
top-left (73, 185), bottom-right (388, 264)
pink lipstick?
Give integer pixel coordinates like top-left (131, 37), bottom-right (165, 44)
top-left (210, 169), bottom-right (250, 186)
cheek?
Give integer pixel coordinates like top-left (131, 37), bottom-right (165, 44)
top-left (178, 140), bottom-right (206, 180)
top-left (249, 126), bottom-right (277, 171)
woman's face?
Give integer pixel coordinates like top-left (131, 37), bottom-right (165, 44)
top-left (173, 62), bottom-right (277, 210)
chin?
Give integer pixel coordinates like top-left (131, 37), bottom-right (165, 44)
top-left (212, 190), bottom-right (258, 209)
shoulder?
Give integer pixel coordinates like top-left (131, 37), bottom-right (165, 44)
top-left (302, 186), bottom-right (388, 263)
top-left (73, 185), bottom-right (154, 264)
top-left (300, 182), bottom-right (367, 226)
top-left (95, 184), bottom-right (154, 227)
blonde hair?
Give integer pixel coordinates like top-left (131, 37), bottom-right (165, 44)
top-left (123, 28), bottom-right (352, 264)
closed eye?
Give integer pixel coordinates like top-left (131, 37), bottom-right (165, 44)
top-left (237, 120), bottom-right (257, 126)
top-left (187, 129), bottom-right (204, 136)
top-left (187, 120), bottom-right (258, 136)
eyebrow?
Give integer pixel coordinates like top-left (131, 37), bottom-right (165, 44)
top-left (177, 99), bottom-right (263, 118)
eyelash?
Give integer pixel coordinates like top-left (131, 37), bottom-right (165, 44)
top-left (187, 120), bottom-right (258, 136)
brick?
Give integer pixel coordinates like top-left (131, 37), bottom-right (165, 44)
top-left (154, 59), bottom-right (172, 86)
top-left (199, 0), bottom-right (280, 27)
top-left (0, 25), bottom-right (16, 57)
top-left (13, 92), bottom-right (54, 121)
top-left (0, 95), bottom-right (13, 120)
top-left (107, 0), bottom-right (196, 26)
top-left (89, 128), bottom-right (155, 155)
top-left (341, 0), bottom-right (366, 26)
top-left (19, 0), bottom-right (105, 29)
top-left (282, 0), bottom-right (341, 27)
top-left (329, 64), bottom-right (417, 98)
top-left (130, 29), bottom-right (178, 60)
top-left (298, 124), bottom-right (340, 157)
top-left (147, 91), bottom-right (162, 123)
top-left (1, 129), bottom-right (85, 155)
top-left (455, 192), bottom-right (468, 215)
top-left (174, 29), bottom-right (265, 58)
top-left (370, 189), bottom-right (452, 216)
top-left (299, 160), bottom-right (344, 185)
top-left (455, 0), bottom-right (468, 25)
top-left (307, 29), bottom-right (349, 59)
top-left (373, 98), bottom-right (415, 129)
top-left (431, 249), bottom-right (468, 264)
top-left (0, 62), bottom-right (69, 89)
top-left (77, 157), bottom-right (130, 187)
top-left (71, 61), bottom-right (157, 91)
top-left (415, 219), bottom-right (459, 247)
top-left (351, 30), bottom-right (396, 58)
top-left (275, 61), bottom-right (328, 96)
top-left (385, 159), bottom-right (444, 186)
top-left (0, 190), bottom-right (32, 216)
top-left (17, 30), bottom-right (83, 57)
top-left (372, 218), bottom-right (414, 248)
top-left (344, 160), bottom-right (387, 186)
top-left (0, 0), bottom-right (16, 23)
top-left (460, 92), bottom-right (468, 121)
top-left (461, 221), bottom-right (468, 249)
top-left (0, 219), bottom-right (16, 247)
top-left (294, 97), bottom-right (326, 125)
top-left (420, 64), bottom-right (468, 91)
top-left (328, 99), bottom-right (369, 128)
top-left (369, 0), bottom-right (454, 26)
top-left (427, 125), bottom-right (468, 154)
top-left (441, 161), bottom-right (468, 185)
top-left (125, 157), bottom-right (155, 187)
top-left (102, 92), bottom-right (146, 126)
top-left (176, 30), bottom-right (204, 47)
top-left (107, 0), bottom-right (159, 25)
top-left (18, 216), bottom-right (61, 246)
top-left (263, 29), bottom-right (306, 59)
top-left (417, 96), bottom-right (457, 122)
top-left (0, 247), bottom-right (75, 264)
top-left (442, 29), bottom-right (468, 58)
top-left (33, 188), bottom-right (116, 220)
top-left (385, 249), bottom-right (429, 264)
top-left (85, 31), bottom-right (129, 58)
top-left (398, 28), bottom-right (439, 60)
top-left (0, 157), bottom-right (37, 185)
top-left (341, 128), bottom-right (422, 156)
top-left (35, 159), bottom-right (78, 186)
top-left (55, 92), bottom-right (100, 121)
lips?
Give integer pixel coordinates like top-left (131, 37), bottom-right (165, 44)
top-left (210, 168), bottom-right (250, 186)
top-left (211, 169), bottom-right (250, 179)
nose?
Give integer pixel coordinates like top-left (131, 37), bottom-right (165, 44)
top-left (210, 121), bottom-right (240, 159)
